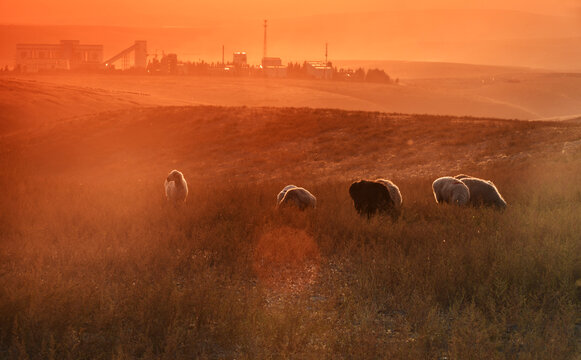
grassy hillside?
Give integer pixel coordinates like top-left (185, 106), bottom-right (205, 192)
top-left (1, 106), bottom-right (581, 358)
top-left (5, 106), bottom-right (581, 181)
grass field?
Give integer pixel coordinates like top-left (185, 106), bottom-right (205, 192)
top-left (1, 104), bottom-right (581, 359)
top-left (3, 71), bottom-right (581, 126)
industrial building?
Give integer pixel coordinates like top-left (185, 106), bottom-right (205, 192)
top-left (305, 61), bottom-right (333, 80)
top-left (104, 41), bottom-right (147, 71)
top-left (261, 57), bottom-right (286, 78)
top-left (260, 20), bottom-right (287, 78)
top-left (233, 52), bottom-right (247, 67)
top-left (15, 40), bottom-right (103, 72)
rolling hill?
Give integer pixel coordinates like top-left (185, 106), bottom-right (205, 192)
top-left (2, 71), bottom-right (581, 131)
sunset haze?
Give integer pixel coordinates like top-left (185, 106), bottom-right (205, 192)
top-left (2, 0), bottom-right (581, 358)
top-left (1, 0), bottom-right (580, 69)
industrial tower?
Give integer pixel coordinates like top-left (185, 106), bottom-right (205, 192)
top-left (263, 20), bottom-right (267, 59)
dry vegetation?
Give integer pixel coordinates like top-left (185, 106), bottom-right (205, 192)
top-left (1, 105), bottom-right (581, 359)
top-left (3, 72), bottom-right (581, 123)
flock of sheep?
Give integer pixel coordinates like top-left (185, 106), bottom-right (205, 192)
top-left (164, 169), bottom-right (507, 216)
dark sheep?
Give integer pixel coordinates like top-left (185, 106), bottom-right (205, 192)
top-left (349, 179), bottom-right (402, 218)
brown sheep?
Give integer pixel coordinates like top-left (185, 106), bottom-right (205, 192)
top-left (349, 179), bottom-right (402, 218)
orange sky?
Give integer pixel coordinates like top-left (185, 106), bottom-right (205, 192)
top-left (1, 0), bottom-right (579, 26)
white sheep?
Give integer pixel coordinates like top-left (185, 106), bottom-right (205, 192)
top-left (432, 176), bottom-right (470, 206)
top-left (454, 175), bottom-right (507, 209)
top-left (164, 170), bottom-right (188, 203)
top-left (277, 185), bottom-right (316, 210)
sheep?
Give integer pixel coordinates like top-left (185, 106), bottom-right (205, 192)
top-left (277, 186), bottom-right (317, 210)
top-left (432, 176), bottom-right (470, 206)
top-left (164, 169), bottom-right (188, 203)
top-left (349, 179), bottom-right (402, 218)
top-left (454, 175), bottom-right (507, 209)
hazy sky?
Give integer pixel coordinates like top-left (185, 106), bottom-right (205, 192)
top-left (1, 0), bottom-right (579, 26)
top-left (1, 0), bottom-right (580, 69)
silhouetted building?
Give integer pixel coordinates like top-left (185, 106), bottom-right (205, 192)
top-left (233, 52), bottom-right (247, 67)
top-left (104, 41), bottom-right (147, 71)
top-left (160, 54), bottom-right (178, 74)
top-left (146, 53), bottom-right (177, 74)
top-left (262, 57), bottom-right (282, 67)
top-left (305, 61), bottom-right (333, 80)
top-left (261, 57), bottom-right (286, 78)
top-left (16, 40), bottom-right (103, 72)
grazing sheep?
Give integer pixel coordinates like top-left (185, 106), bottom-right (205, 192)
top-left (349, 179), bottom-right (402, 218)
top-left (432, 177), bottom-right (470, 206)
top-left (454, 175), bottom-right (507, 209)
top-left (277, 186), bottom-right (317, 210)
top-left (165, 170), bottom-right (188, 203)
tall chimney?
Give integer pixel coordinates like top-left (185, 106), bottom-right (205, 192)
top-left (263, 20), bottom-right (267, 59)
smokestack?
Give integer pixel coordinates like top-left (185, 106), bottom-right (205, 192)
top-left (325, 42), bottom-right (329, 78)
top-left (263, 19), bottom-right (267, 59)
top-left (222, 45), bottom-right (225, 65)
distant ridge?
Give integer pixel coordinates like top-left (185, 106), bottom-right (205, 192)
top-left (330, 60), bottom-right (535, 79)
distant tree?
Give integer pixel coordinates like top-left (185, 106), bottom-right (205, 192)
top-left (353, 67), bottom-right (366, 81)
top-left (287, 62), bottom-right (304, 78)
top-left (365, 68), bottom-right (391, 83)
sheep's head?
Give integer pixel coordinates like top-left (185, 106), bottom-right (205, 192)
top-left (167, 170), bottom-right (183, 183)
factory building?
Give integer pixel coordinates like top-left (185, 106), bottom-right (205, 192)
top-left (261, 57), bottom-right (286, 78)
top-left (160, 54), bottom-right (178, 74)
top-left (305, 61), bottom-right (333, 80)
top-left (233, 52), bottom-right (247, 67)
top-left (104, 41), bottom-right (147, 71)
top-left (15, 40), bottom-right (103, 72)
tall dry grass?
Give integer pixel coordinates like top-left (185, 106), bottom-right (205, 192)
top-left (1, 150), bottom-right (580, 359)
